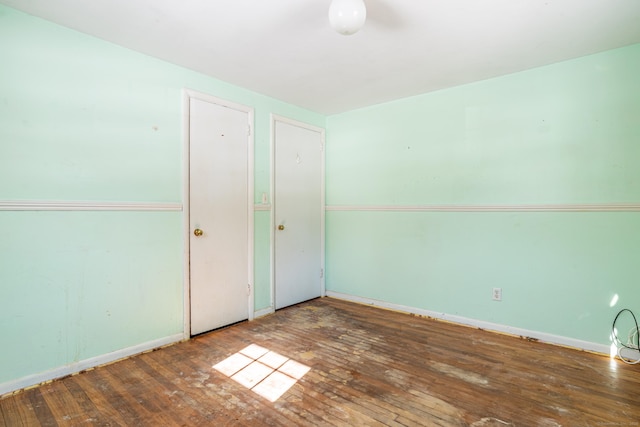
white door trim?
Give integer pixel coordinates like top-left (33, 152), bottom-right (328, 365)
top-left (270, 114), bottom-right (326, 310)
top-left (182, 89), bottom-right (255, 339)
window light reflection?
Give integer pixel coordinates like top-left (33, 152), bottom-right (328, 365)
top-left (213, 344), bottom-right (310, 402)
top-left (610, 294), bottom-right (619, 308)
top-left (610, 342), bottom-right (618, 359)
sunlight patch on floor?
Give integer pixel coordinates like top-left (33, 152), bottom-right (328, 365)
top-left (213, 344), bottom-right (310, 402)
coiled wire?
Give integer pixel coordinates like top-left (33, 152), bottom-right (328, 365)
top-left (612, 309), bottom-right (640, 365)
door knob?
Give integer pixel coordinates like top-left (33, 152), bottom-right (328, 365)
top-left (278, 224), bottom-right (285, 231)
top-left (194, 228), bottom-right (204, 236)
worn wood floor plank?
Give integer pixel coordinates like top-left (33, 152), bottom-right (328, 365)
top-left (62, 377), bottom-right (119, 427)
top-left (131, 356), bottom-right (216, 426)
top-left (1, 393), bottom-right (39, 427)
top-left (2, 297), bottom-right (639, 426)
top-left (38, 380), bottom-right (86, 426)
top-left (141, 347), bottom-right (255, 426)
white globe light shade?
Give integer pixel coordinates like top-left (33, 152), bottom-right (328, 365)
top-left (328, 0), bottom-right (367, 35)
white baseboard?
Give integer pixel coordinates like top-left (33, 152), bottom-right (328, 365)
top-left (254, 306), bottom-right (275, 319)
top-left (0, 333), bottom-right (184, 397)
top-left (325, 291), bottom-right (610, 355)
top-left (1, 296), bottom-right (614, 397)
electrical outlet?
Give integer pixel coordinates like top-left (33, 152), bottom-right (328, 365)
top-left (492, 287), bottom-right (502, 301)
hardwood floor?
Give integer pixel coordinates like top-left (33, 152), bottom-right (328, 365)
top-left (1, 297), bottom-right (639, 426)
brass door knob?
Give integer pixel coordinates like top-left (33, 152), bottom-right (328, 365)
top-left (278, 224), bottom-right (285, 231)
top-left (194, 228), bottom-right (203, 236)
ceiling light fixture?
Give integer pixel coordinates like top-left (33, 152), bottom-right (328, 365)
top-left (328, 0), bottom-right (366, 35)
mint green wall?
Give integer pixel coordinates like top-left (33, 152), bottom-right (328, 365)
top-left (2, 0), bottom-right (637, 390)
top-left (326, 44), bottom-right (640, 346)
top-left (1, 211), bottom-right (183, 378)
top-left (0, 4), bottom-right (323, 385)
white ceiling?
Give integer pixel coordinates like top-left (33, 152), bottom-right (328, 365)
top-left (3, 0), bottom-right (640, 115)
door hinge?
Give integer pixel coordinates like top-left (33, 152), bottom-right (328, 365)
top-left (247, 125), bottom-right (251, 136)
top-left (247, 284), bottom-right (251, 295)
top-left (320, 141), bottom-right (324, 151)
top-left (320, 268), bottom-right (324, 279)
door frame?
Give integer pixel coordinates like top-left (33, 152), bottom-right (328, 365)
top-left (270, 114), bottom-right (326, 310)
top-left (182, 89), bottom-right (255, 339)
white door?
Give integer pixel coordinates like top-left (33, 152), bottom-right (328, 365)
top-left (273, 116), bottom-right (324, 310)
top-left (189, 95), bottom-right (252, 335)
